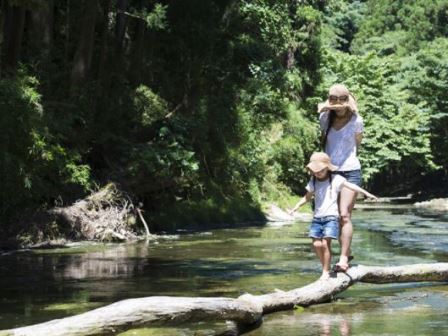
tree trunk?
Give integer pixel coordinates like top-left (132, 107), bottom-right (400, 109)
top-left (97, 0), bottom-right (111, 84)
top-left (91, 0), bottom-right (111, 116)
top-left (70, 0), bottom-right (98, 92)
top-left (28, 0), bottom-right (53, 55)
top-left (129, 19), bottom-right (146, 85)
top-left (1, 1), bottom-right (26, 76)
top-left (2, 263), bottom-right (448, 336)
top-left (109, 0), bottom-right (128, 86)
top-left (65, 0), bottom-right (71, 62)
top-left (115, 0), bottom-right (128, 53)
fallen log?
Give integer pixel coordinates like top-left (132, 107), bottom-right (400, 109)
top-left (2, 263), bottom-right (448, 336)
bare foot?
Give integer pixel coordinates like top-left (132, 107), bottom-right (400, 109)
top-left (334, 262), bottom-right (350, 272)
top-left (335, 256), bottom-right (350, 272)
top-left (320, 271), bottom-right (330, 280)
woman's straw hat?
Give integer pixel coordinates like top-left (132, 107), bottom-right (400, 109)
top-left (306, 152), bottom-right (338, 173)
top-left (318, 84), bottom-right (358, 114)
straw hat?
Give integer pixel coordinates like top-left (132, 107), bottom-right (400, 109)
top-left (317, 84), bottom-right (358, 114)
top-left (306, 152), bottom-right (338, 173)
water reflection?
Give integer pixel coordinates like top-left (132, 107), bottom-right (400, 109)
top-left (56, 244), bottom-right (150, 280)
top-left (0, 207), bottom-right (447, 335)
top-left (318, 315), bottom-right (351, 336)
top-left (245, 311), bottom-right (358, 336)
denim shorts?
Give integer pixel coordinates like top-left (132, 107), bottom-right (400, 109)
top-left (333, 169), bottom-right (362, 186)
top-left (309, 216), bottom-right (339, 239)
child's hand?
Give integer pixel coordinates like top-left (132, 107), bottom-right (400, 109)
top-left (366, 193), bottom-right (378, 201)
top-left (287, 208), bottom-right (296, 215)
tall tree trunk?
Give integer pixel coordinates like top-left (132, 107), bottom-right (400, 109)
top-left (1, 1), bottom-right (26, 76)
top-left (28, 0), bottom-right (54, 63)
top-left (97, 0), bottom-right (111, 84)
top-left (91, 0), bottom-right (111, 120)
top-left (130, 19), bottom-right (146, 85)
top-left (115, 0), bottom-right (128, 53)
top-left (70, 0), bottom-right (98, 92)
top-left (64, 0), bottom-right (71, 62)
top-left (111, 0), bottom-right (129, 83)
top-left (283, 0), bottom-right (298, 70)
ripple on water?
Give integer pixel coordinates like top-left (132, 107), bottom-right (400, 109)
top-left (356, 208), bottom-right (448, 256)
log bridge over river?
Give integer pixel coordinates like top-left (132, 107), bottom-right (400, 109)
top-left (1, 263), bottom-right (448, 336)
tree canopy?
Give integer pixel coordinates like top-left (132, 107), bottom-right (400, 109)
top-left (0, 0), bottom-right (446, 239)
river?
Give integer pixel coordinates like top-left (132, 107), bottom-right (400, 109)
top-left (0, 204), bottom-right (447, 335)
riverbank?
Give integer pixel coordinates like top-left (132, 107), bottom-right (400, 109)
top-left (0, 192), bottom-right (298, 252)
top-left (3, 187), bottom-right (445, 253)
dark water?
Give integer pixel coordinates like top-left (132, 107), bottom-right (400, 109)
top-left (0, 206), bottom-right (447, 335)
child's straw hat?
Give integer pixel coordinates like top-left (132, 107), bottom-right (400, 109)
top-left (306, 152), bottom-right (338, 173)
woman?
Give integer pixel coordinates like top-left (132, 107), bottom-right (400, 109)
top-left (318, 84), bottom-right (363, 272)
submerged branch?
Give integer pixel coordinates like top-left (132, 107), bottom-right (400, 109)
top-left (2, 263), bottom-right (448, 336)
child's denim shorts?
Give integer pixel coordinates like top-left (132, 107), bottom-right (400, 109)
top-left (309, 215), bottom-right (339, 239)
top-left (333, 169), bottom-right (362, 186)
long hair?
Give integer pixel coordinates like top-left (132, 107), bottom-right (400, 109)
top-left (321, 110), bottom-right (336, 150)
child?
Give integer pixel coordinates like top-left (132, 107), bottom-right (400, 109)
top-left (288, 152), bottom-right (377, 280)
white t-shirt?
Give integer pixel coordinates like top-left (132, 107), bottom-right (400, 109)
top-left (319, 112), bottom-right (364, 171)
top-left (306, 174), bottom-right (346, 218)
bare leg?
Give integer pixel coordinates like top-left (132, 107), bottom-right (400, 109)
top-left (338, 187), bottom-right (357, 268)
top-left (312, 239), bottom-right (324, 265)
top-left (321, 238), bottom-right (332, 275)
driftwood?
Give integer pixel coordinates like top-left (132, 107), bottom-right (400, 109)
top-left (49, 183), bottom-right (138, 242)
top-left (2, 263), bottom-right (448, 336)
top-left (136, 208), bottom-right (152, 239)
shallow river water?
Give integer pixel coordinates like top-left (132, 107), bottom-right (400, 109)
top-left (0, 205), bottom-right (447, 335)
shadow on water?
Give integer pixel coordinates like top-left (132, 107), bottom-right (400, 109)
top-left (0, 205), bottom-right (447, 335)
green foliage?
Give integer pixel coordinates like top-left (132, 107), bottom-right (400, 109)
top-left (317, 0), bottom-right (448, 192)
top-left (321, 0), bottom-right (366, 51)
top-left (0, 73), bottom-right (92, 220)
top-left (273, 104), bottom-right (318, 192)
top-left (125, 123), bottom-right (200, 198)
top-left (143, 3), bottom-right (168, 30)
top-left (3, 0), bottom-right (448, 237)
top-left (133, 85), bottom-right (169, 126)
top-left (352, 0), bottom-right (448, 55)
top-left (401, 38), bottom-right (448, 175)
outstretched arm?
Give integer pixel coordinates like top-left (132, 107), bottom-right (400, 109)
top-left (355, 132), bottom-right (363, 153)
top-left (342, 181), bottom-right (377, 200)
top-left (288, 191), bottom-right (313, 214)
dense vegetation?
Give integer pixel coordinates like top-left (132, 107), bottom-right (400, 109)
top-left (1, 0), bottom-right (447, 239)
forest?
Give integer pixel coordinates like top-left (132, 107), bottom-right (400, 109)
top-left (1, 0), bottom-right (447, 244)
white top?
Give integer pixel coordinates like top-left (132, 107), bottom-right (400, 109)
top-left (319, 112), bottom-right (364, 171)
top-left (306, 174), bottom-right (346, 218)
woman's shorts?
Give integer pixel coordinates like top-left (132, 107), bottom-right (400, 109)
top-left (333, 169), bottom-right (362, 186)
top-left (309, 216), bottom-right (339, 239)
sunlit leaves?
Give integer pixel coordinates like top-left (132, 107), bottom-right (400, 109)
top-left (133, 85), bottom-right (169, 127)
